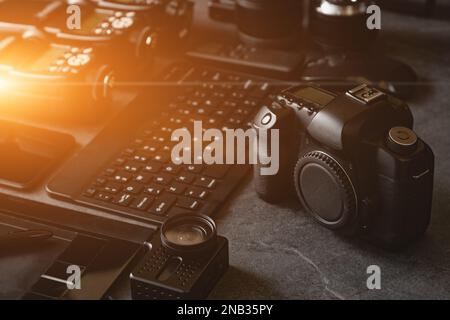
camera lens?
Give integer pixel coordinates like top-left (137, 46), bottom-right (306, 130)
top-left (326, 0), bottom-right (365, 6)
top-left (310, 0), bottom-right (378, 50)
top-left (165, 224), bottom-right (207, 246)
top-left (161, 214), bottom-right (217, 252)
top-left (235, 0), bottom-right (303, 48)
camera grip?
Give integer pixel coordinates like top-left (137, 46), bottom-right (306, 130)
top-left (252, 104), bottom-right (297, 202)
top-left (369, 141), bottom-right (434, 248)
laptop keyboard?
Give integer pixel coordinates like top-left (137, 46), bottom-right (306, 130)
top-left (78, 62), bottom-right (276, 222)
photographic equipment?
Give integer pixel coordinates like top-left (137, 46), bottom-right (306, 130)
top-left (204, 1), bottom-right (306, 78)
top-left (187, 42), bottom-right (305, 78)
top-left (0, 0), bottom-right (194, 77)
top-left (0, 30), bottom-right (115, 122)
top-left (47, 62), bottom-right (272, 224)
top-left (0, 208), bottom-right (142, 300)
top-left (130, 214), bottom-right (228, 299)
top-left (253, 84), bottom-right (434, 248)
top-left (0, 118), bottom-right (75, 189)
top-left (305, 1), bottom-right (417, 99)
top-left (301, 52), bottom-right (418, 99)
top-left (209, 0), bottom-right (304, 49)
top-left (40, 0), bottom-right (157, 75)
top-left (0, 0), bottom-right (62, 31)
top-left (309, 0), bottom-right (378, 50)
top-left (93, 0), bottom-right (194, 44)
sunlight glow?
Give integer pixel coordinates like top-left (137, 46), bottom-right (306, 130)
top-left (0, 77), bottom-right (8, 91)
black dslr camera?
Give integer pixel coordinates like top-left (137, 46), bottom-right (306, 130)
top-left (130, 214), bottom-right (228, 299)
top-left (253, 84), bottom-right (434, 248)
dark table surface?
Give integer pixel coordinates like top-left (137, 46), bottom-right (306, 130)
top-left (0, 1), bottom-right (449, 299)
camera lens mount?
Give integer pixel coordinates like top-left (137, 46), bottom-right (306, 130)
top-left (294, 150), bottom-right (357, 229)
top-left (161, 214), bottom-right (217, 253)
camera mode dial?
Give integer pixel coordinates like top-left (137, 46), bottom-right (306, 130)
top-left (387, 126), bottom-right (418, 155)
top-left (294, 151), bottom-right (357, 229)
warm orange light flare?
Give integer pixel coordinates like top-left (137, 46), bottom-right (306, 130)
top-left (0, 77), bottom-right (7, 90)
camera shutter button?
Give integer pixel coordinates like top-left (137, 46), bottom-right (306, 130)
top-left (387, 127), bottom-right (418, 154)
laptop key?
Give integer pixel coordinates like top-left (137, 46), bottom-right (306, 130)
top-left (134, 173), bottom-right (153, 184)
top-left (185, 187), bottom-right (209, 200)
top-left (144, 184), bottom-right (164, 195)
top-left (113, 157), bottom-right (127, 166)
top-left (113, 193), bottom-right (134, 206)
top-left (154, 173), bottom-right (173, 185)
top-left (113, 171), bottom-right (132, 183)
top-left (176, 173), bottom-right (195, 184)
top-left (103, 182), bottom-right (122, 194)
top-left (95, 192), bottom-right (113, 202)
top-left (176, 197), bottom-right (200, 210)
top-left (133, 153), bottom-right (149, 162)
top-left (167, 182), bottom-right (187, 195)
top-left (104, 167), bottom-right (116, 177)
top-left (123, 161), bottom-right (142, 173)
top-left (123, 148), bottom-right (136, 156)
top-left (130, 195), bottom-right (153, 211)
top-left (184, 164), bottom-right (203, 174)
top-left (163, 164), bottom-right (181, 174)
top-left (124, 182), bottom-right (144, 194)
top-left (83, 187), bottom-right (97, 197)
top-left (94, 177), bottom-right (107, 186)
top-left (152, 153), bottom-right (170, 163)
top-left (141, 145), bottom-right (157, 153)
top-left (148, 195), bottom-right (176, 215)
top-left (142, 162), bottom-right (161, 173)
top-left (194, 176), bottom-right (217, 189)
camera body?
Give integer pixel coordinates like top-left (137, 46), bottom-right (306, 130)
top-left (0, 0), bottom-right (193, 78)
top-left (130, 214), bottom-right (228, 299)
top-left (0, 30), bottom-right (114, 122)
top-left (93, 0), bottom-right (194, 45)
top-left (41, 1), bottom-right (157, 74)
top-left (253, 84), bottom-right (434, 248)
top-left (0, 0), bottom-right (156, 78)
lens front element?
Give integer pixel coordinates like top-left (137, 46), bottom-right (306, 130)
top-left (161, 214), bottom-right (217, 252)
top-left (165, 224), bottom-right (208, 246)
